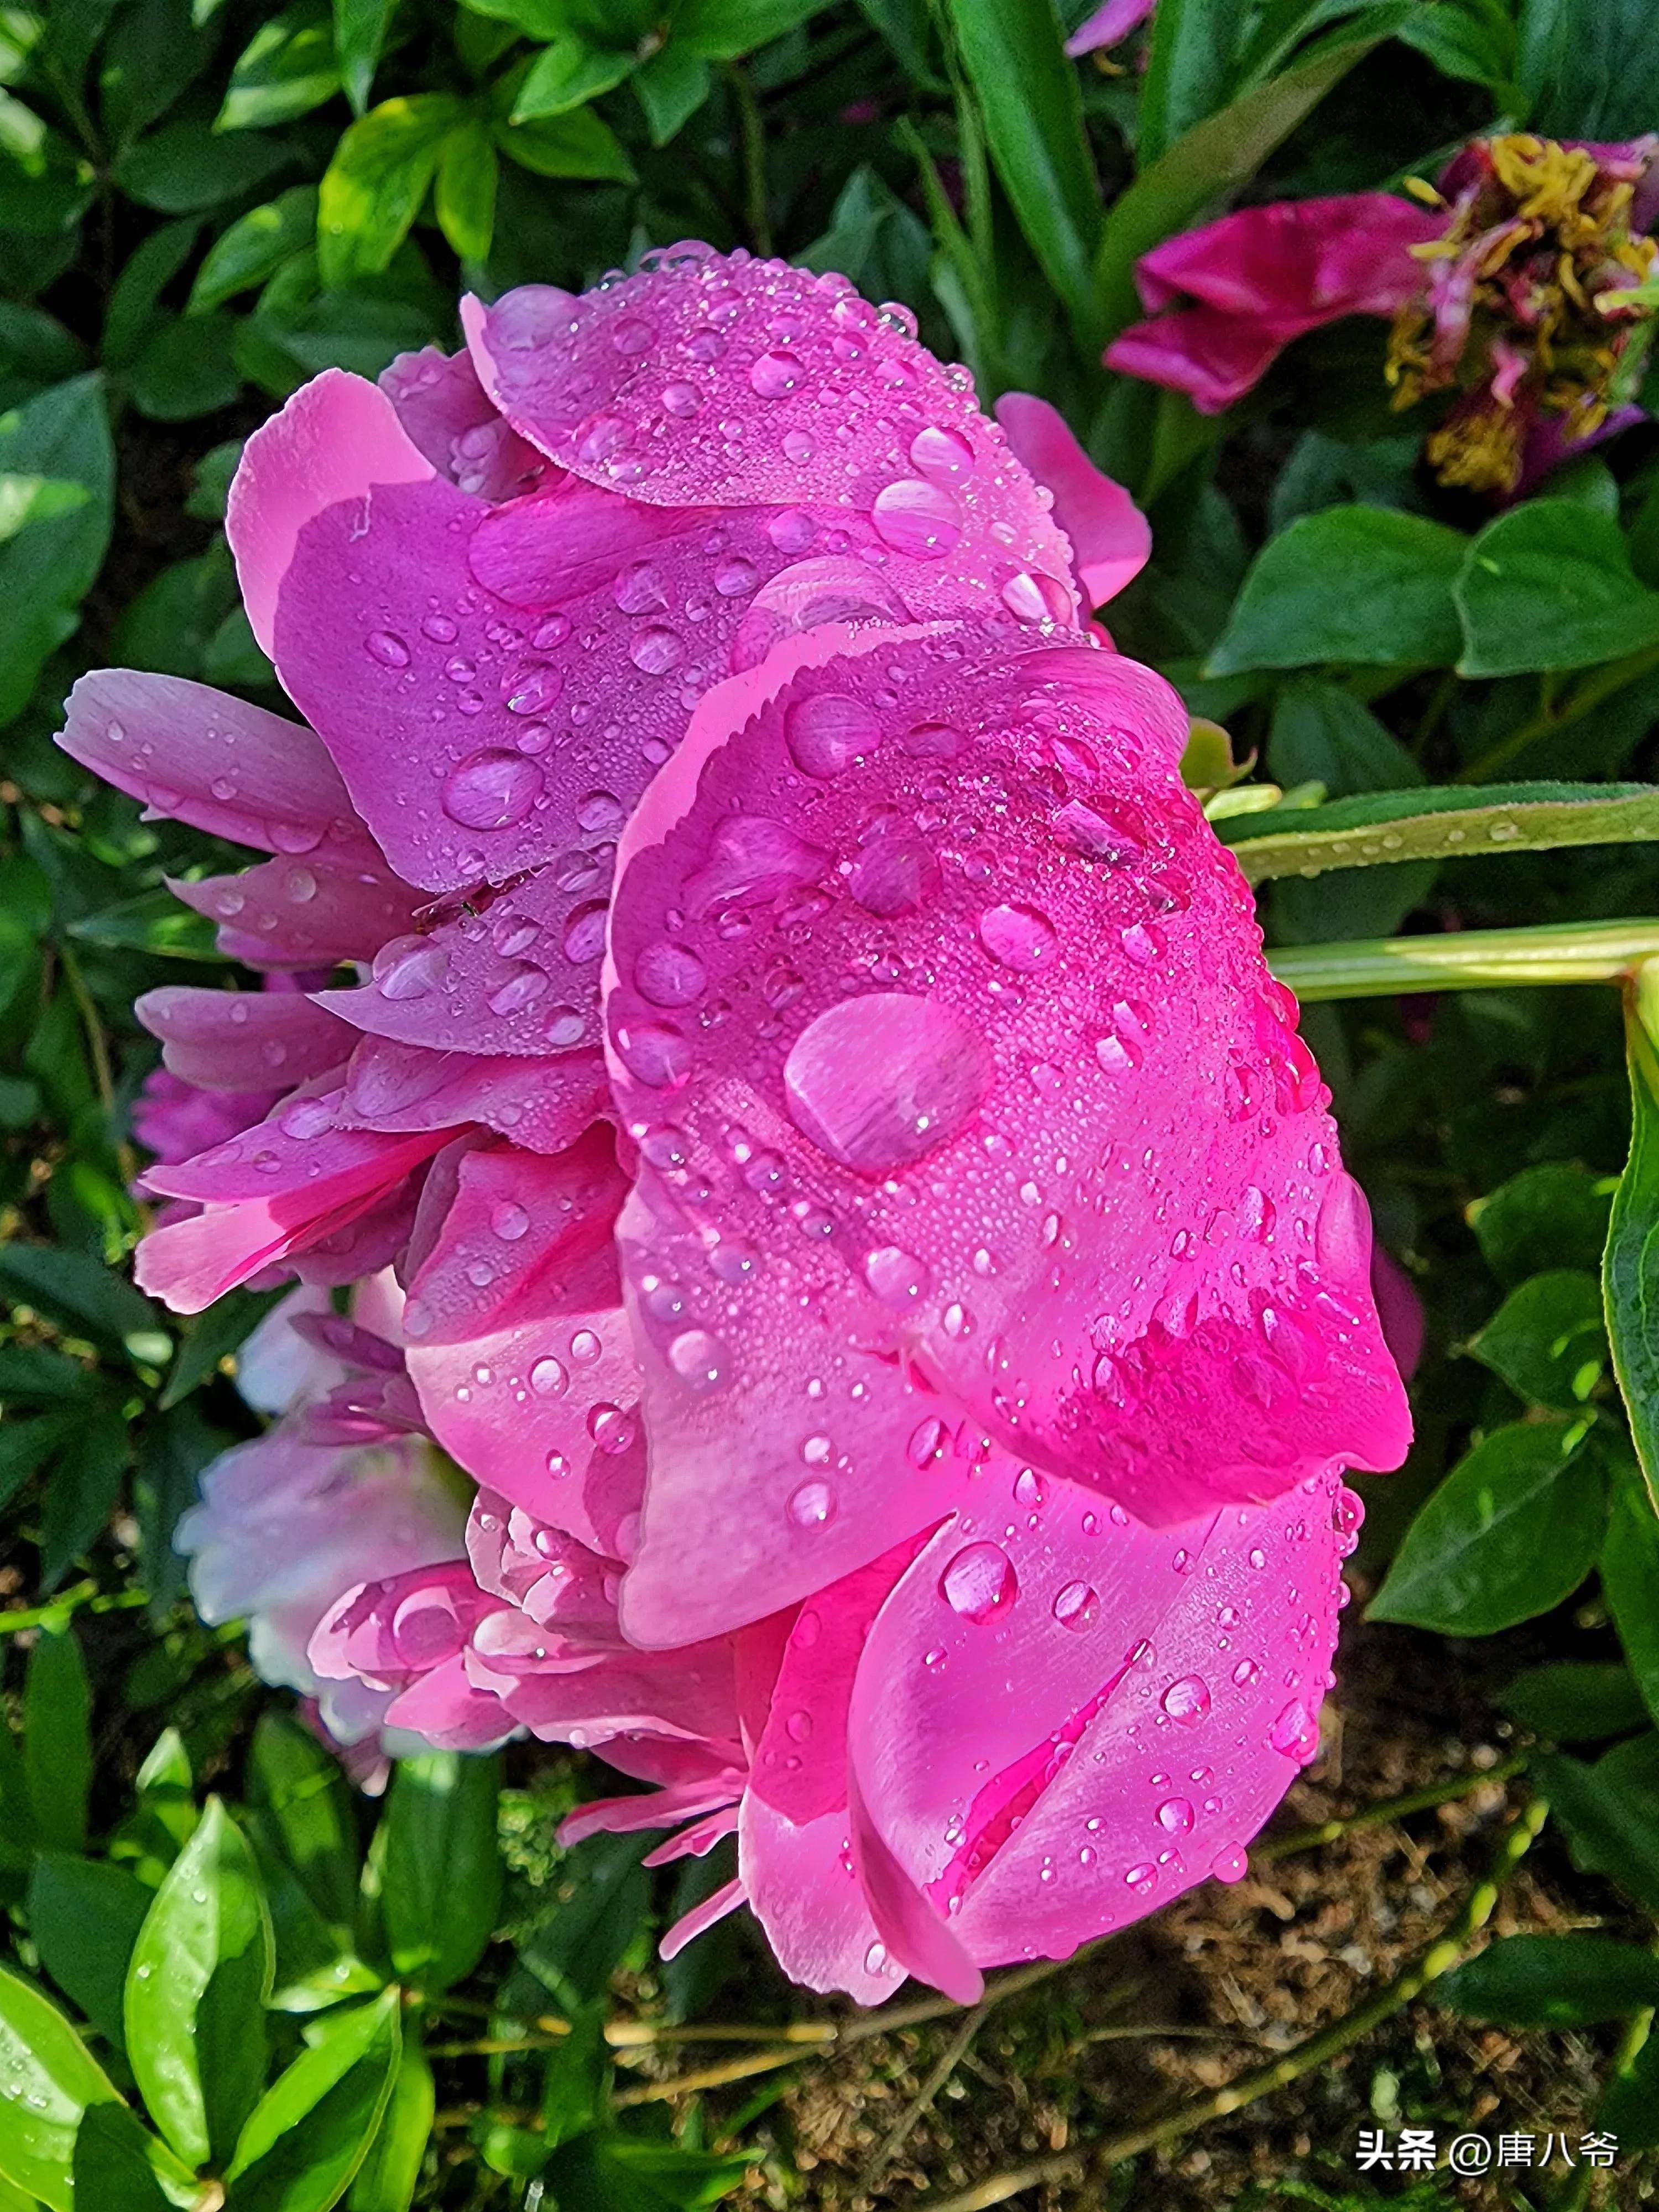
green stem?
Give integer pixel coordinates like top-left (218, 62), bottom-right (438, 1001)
top-left (1254, 1752), bottom-right (1528, 1860)
top-left (1455, 640), bottom-right (1659, 784)
top-left (724, 65), bottom-right (770, 257)
top-left (1270, 919), bottom-right (1659, 1000)
top-left (927, 1797), bottom-right (1551, 2212)
top-left (0, 1582), bottom-right (147, 1635)
top-left (1230, 785), bottom-right (1659, 885)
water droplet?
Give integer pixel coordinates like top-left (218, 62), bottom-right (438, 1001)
top-left (529, 1356), bottom-right (567, 1396)
top-left (1161, 1676), bottom-right (1211, 1727)
top-left (1270, 1699), bottom-right (1319, 1762)
top-left (788, 1478), bottom-right (836, 1528)
top-left (785, 1708), bottom-right (813, 1742)
top-left (635, 939), bottom-right (707, 1008)
top-left (783, 992), bottom-right (989, 1170)
top-left (785, 691), bottom-right (880, 779)
top-left (1052, 1580), bottom-right (1098, 1630)
top-left (750, 348), bottom-right (806, 398)
top-left (366, 629), bottom-right (409, 667)
top-left (909, 424), bottom-right (975, 479)
top-left (978, 902), bottom-right (1058, 973)
top-left (667, 1329), bottom-right (729, 1393)
top-left (1211, 1844), bottom-right (1248, 1884)
top-left (907, 1416), bottom-right (947, 1468)
top-left (492, 1201), bottom-right (529, 1241)
top-left (870, 477), bottom-right (962, 560)
top-left (940, 1540), bottom-right (1017, 1624)
top-left (1157, 1797), bottom-right (1194, 1833)
top-left (863, 1245), bottom-right (928, 1308)
top-left (442, 750), bottom-right (542, 831)
top-left (1125, 1862), bottom-right (1157, 1894)
top-left (630, 625), bottom-right (685, 675)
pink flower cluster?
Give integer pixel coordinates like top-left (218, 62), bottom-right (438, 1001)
top-left (70, 246), bottom-right (1410, 2001)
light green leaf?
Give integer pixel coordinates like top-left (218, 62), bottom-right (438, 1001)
top-left (70, 2103), bottom-right (199, 2212)
top-left (318, 93), bottom-right (463, 285)
top-left (1607, 966), bottom-right (1659, 1512)
top-left (0, 374), bottom-right (112, 727)
top-left (510, 35), bottom-right (634, 121)
top-left (219, 2), bottom-right (342, 128)
top-left (346, 2043), bottom-right (431, 2212)
top-left (943, 0), bottom-right (1105, 354)
top-left (0, 1964), bottom-right (119, 2212)
top-left (247, 1713), bottom-right (360, 1940)
top-left (1138, 0), bottom-right (1237, 165)
top-left (433, 119), bottom-right (496, 262)
top-left (224, 1987), bottom-right (401, 2212)
top-left (676, 0), bottom-right (828, 55)
top-left (1601, 1467), bottom-right (1659, 1730)
top-left (1456, 499), bottom-right (1659, 677)
top-left (633, 45), bottom-right (712, 144)
top-left (1369, 1419), bottom-right (1604, 1634)
top-left (493, 107), bottom-right (634, 182)
top-left (190, 186), bottom-right (319, 311)
top-left (1208, 504), bottom-right (1467, 676)
top-left (333, 0), bottom-right (395, 113)
top-left (0, 1242), bottom-right (163, 1353)
top-left (126, 1798), bottom-right (274, 2171)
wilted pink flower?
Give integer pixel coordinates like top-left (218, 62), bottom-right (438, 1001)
top-left (63, 247), bottom-right (1410, 1997)
top-left (1105, 195), bottom-right (1443, 413)
top-left (1107, 134), bottom-right (1659, 493)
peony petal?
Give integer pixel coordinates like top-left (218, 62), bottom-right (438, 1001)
top-left (559, 1770), bottom-right (746, 1847)
top-left (58, 670), bottom-right (377, 859)
top-left (228, 366), bottom-right (437, 659)
top-left (607, 626), bottom-right (1407, 1641)
top-left (848, 1761), bottom-right (983, 2004)
top-left (847, 1454), bottom-right (1352, 1969)
top-left (460, 250), bottom-right (1078, 626)
top-left (659, 1876), bottom-right (746, 1961)
top-left (1105, 304), bottom-right (1300, 415)
top-left (169, 853), bottom-right (421, 971)
top-left (739, 1793), bottom-right (892, 2002)
top-left (1064, 0), bottom-right (1155, 54)
top-left (1130, 196), bottom-right (1439, 322)
top-left (380, 343), bottom-right (551, 501)
top-left (138, 985), bottom-right (354, 1093)
top-left (993, 394), bottom-right (1151, 608)
top-left (335, 1036), bottom-right (606, 1157)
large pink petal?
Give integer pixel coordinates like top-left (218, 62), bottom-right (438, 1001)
top-left (228, 366), bottom-right (437, 661)
top-left (1131, 195), bottom-right (1439, 322)
top-left (169, 853), bottom-right (421, 970)
top-left (137, 985), bottom-right (353, 1092)
top-left (993, 394), bottom-right (1150, 608)
top-left (58, 670), bottom-right (378, 860)
top-left (848, 1454), bottom-right (1353, 1970)
top-left (461, 248), bottom-right (1079, 628)
top-left (608, 627), bottom-right (1408, 1639)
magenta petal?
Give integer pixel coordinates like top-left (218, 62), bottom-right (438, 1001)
top-left (59, 670), bottom-right (376, 859)
top-left (1106, 305), bottom-right (1300, 414)
top-left (848, 1762), bottom-right (983, 2004)
top-left (739, 1794), bottom-right (891, 2002)
top-left (659, 1876), bottom-right (746, 1961)
top-left (607, 627), bottom-right (1408, 1609)
top-left (137, 986), bottom-right (353, 1092)
top-left (993, 394), bottom-right (1151, 608)
top-left (380, 344), bottom-right (551, 501)
top-left (848, 1455), bottom-right (1351, 1969)
top-left (336, 1036), bottom-right (606, 1157)
top-left (1131, 195), bottom-right (1439, 322)
top-left (1064, 0), bottom-right (1155, 54)
top-left (228, 366), bottom-right (436, 660)
top-left (170, 854), bottom-right (421, 971)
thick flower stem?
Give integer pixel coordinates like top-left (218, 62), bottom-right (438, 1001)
top-left (1271, 918), bottom-right (1659, 999)
top-left (926, 1796), bottom-right (1551, 2212)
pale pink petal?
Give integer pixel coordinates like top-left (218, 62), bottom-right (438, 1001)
top-left (169, 854), bottom-right (421, 970)
top-left (642, 1806), bottom-right (739, 1866)
top-left (560, 1771), bottom-right (746, 1848)
top-left (335, 1036), bottom-right (607, 1157)
top-left (59, 670), bottom-right (378, 860)
top-left (738, 1793), bottom-right (893, 2001)
top-left (994, 394), bottom-right (1151, 607)
top-left (380, 344), bottom-right (552, 501)
top-left (608, 628), bottom-right (1408, 1641)
top-left (847, 1455), bottom-right (1352, 1970)
top-left (848, 1762), bottom-right (983, 2004)
top-left (137, 985), bottom-right (354, 1093)
top-left (1065, 0), bottom-right (1155, 54)
top-left (383, 1657), bottom-right (518, 1749)
top-left (228, 366), bottom-right (437, 660)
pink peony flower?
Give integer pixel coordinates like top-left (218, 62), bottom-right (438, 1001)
top-left (63, 247), bottom-right (1410, 1998)
top-left (1105, 134), bottom-right (1659, 493)
top-left (1065, 0), bottom-right (1156, 58)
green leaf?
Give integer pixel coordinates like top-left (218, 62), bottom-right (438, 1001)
top-left (1601, 1470), bottom-right (1659, 1730)
top-left (1455, 499), bottom-right (1659, 677)
top-left (318, 94), bottom-right (463, 286)
top-left (0, 1708), bottom-right (33, 1874)
top-left (220, 3), bottom-right (343, 129)
top-left (1266, 681), bottom-right (1423, 798)
top-left (433, 118), bottom-right (496, 263)
top-left (541, 2001), bottom-right (607, 2152)
top-left (114, 122), bottom-right (291, 212)
top-left (160, 1286), bottom-right (283, 1409)
top-left (1500, 1661), bottom-right (1650, 1741)
top-left (1534, 1735), bottom-right (1659, 1914)
top-left (632, 45), bottom-right (712, 144)
top-left (333, 0), bottom-right (395, 113)
top-left (1474, 1162), bottom-right (1614, 1286)
top-left (1369, 1419), bottom-right (1604, 1634)
top-left (1611, 974), bottom-right (1659, 1512)
top-left (519, 1832), bottom-right (649, 2006)
top-left (0, 1965), bottom-right (120, 2212)
top-left (97, 0), bottom-right (217, 147)
top-left (248, 1713), bottom-right (361, 1939)
top-left (128, 312), bottom-right (243, 420)
top-left (24, 1629), bottom-right (91, 1858)
top-left (1471, 1270), bottom-right (1608, 1411)
top-left (549, 2131), bottom-right (752, 2212)
top-left (1206, 507), bottom-right (1466, 676)
top-left (108, 1729), bottom-right (199, 1891)
top-left (126, 1798), bottom-right (274, 2171)
top-left (1435, 1933), bottom-right (1659, 2025)
top-left (0, 1413), bottom-right (80, 1516)
top-left (1519, 0), bottom-right (1659, 139)
top-left (190, 186), bottom-right (319, 311)
top-left (510, 36), bottom-right (634, 121)
top-left (1095, 25), bottom-right (1390, 337)
top-left (0, 1240), bottom-right (161, 1353)
top-left (0, 375), bottom-right (112, 727)
top-left (942, 0), bottom-right (1104, 355)
top-left (346, 2041), bottom-right (431, 2212)
top-left (68, 885), bottom-right (223, 960)
top-left (28, 1858), bottom-right (153, 2053)
top-left (675, 0), bottom-right (827, 54)
top-left (224, 1987), bottom-right (401, 2212)
top-left (71, 2102), bottom-right (200, 2211)
top-left (1138, 0), bottom-right (1235, 165)
top-left (381, 1753), bottom-right (500, 1996)
top-left (492, 107), bottom-right (634, 182)
top-left (1600, 2022), bottom-right (1659, 2149)
top-left (1222, 779), bottom-right (1659, 885)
